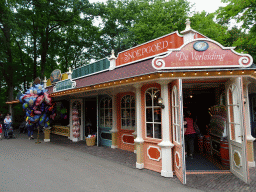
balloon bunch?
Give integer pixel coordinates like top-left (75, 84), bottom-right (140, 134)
top-left (19, 83), bottom-right (55, 130)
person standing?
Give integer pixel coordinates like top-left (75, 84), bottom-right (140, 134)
top-left (184, 110), bottom-right (196, 159)
top-left (4, 114), bottom-right (12, 139)
top-left (26, 117), bottom-right (34, 140)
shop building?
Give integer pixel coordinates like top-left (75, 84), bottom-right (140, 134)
top-left (41, 20), bottom-right (256, 184)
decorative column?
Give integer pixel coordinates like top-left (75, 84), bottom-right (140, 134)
top-left (158, 80), bottom-right (174, 177)
top-left (243, 78), bottom-right (255, 167)
top-left (44, 129), bottom-right (51, 142)
top-left (110, 94), bottom-right (118, 148)
top-left (132, 130), bottom-right (137, 153)
top-left (134, 84), bottom-right (144, 169)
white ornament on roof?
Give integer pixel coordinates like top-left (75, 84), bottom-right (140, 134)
top-left (181, 18), bottom-right (195, 44)
top-left (43, 76), bottom-right (47, 88)
top-left (109, 49), bottom-right (116, 70)
top-left (185, 19), bottom-right (191, 31)
top-left (109, 49), bottom-right (116, 60)
top-left (67, 67), bottom-right (72, 79)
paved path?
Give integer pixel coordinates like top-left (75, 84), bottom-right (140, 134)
top-left (1, 132), bottom-right (256, 192)
top-left (0, 132), bottom-right (200, 192)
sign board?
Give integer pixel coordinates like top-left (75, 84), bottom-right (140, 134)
top-left (53, 79), bottom-right (76, 92)
top-left (50, 69), bottom-right (62, 84)
top-left (116, 32), bottom-right (184, 67)
top-left (152, 39), bottom-right (253, 70)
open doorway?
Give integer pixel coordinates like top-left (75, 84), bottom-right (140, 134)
top-left (84, 98), bottom-right (97, 138)
top-left (183, 82), bottom-right (229, 171)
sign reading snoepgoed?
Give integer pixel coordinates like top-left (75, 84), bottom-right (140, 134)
top-left (116, 32), bottom-right (183, 67)
top-left (152, 39), bottom-right (253, 70)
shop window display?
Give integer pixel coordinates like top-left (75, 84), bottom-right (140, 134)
top-left (145, 88), bottom-right (162, 139)
top-left (54, 101), bottom-right (69, 126)
top-left (99, 97), bottom-right (112, 128)
top-left (121, 95), bottom-right (135, 130)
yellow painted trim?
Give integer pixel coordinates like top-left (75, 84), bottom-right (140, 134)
top-left (46, 79), bottom-right (52, 86)
top-left (62, 73), bottom-right (69, 80)
top-left (49, 70), bottom-right (256, 98)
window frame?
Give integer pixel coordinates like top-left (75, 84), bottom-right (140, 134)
top-left (227, 84), bottom-right (242, 143)
top-left (172, 86), bottom-right (180, 144)
top-left (121, 95), bottom-right (135, 130)
top-left (145, 87), bottom-right (162, 139)
top-left (99, 97), bottom-right (112, 128)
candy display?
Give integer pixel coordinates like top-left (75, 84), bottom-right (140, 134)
top-left (208, 105), bottom-right (227, 136)
top-left (72, 108), bottom-right (80, 138)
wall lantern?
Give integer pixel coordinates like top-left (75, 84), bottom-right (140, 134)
top-left (158, 97), bottom-right (165, 109)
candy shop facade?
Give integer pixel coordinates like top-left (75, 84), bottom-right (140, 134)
top-left (45, 20), bottom-right (255, 184)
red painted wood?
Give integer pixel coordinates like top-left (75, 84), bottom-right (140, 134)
top-left (116, 32), bottom-right (183, 66)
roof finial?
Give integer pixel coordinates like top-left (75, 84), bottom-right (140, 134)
top-left (185, 19), bottom-right (191, 31)
top-left (110, 49), bottom-right (116, 60)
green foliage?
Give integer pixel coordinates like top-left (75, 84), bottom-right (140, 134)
top-left (190, 12), bottom-right (230, 45)
top-left (1, 0), bottom-right (256, 122)
top-left (218, 0), bottom-right (256, 29)
top-left (127, 0), bottom-right (191, 45)
top-left (217, 0), bottom-right (256, 60)
top-left (92, 0), bottom-right (192, 58)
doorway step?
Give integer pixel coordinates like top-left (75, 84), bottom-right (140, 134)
top-left (186, 153), bottom-right (229, 171)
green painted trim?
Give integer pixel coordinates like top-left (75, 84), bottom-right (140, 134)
top-left (72, 58), bottom-right (110, 79)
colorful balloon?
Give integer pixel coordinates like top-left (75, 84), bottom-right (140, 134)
top-left (20, 83), bottom-right (54, 131)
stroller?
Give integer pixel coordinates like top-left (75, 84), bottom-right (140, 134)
top-left (3, 123), bottom-right (15, 139)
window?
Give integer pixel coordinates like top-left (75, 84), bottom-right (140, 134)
top-left (145, 88), bottom-right (162, 139)
top-left (99, 97), bottom-right (112, 127)
top-left (172, 86), bottom-right (180, 143)
top-left (121, 95), bottom-right (135, 130)
top-left (227, 84), bottom-right (241, 142)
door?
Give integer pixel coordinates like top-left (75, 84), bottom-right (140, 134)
top-left (117, 93), bottom-right (135, 152)
top-left (98, 95), bottom-right (112, 147)
top-left (226, 77), bottom-right (250, 183)
top-left (171, 79), bottom-right (186, 184)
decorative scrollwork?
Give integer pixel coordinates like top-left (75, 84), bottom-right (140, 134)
top-left (154, 59), bottom-right (165, 69)
top-left (233, 150), bottom-right (242, 168)
top-left (239, 56), bottom-right (250, 66)
top-left (175, 151), bottom-right (181, 169)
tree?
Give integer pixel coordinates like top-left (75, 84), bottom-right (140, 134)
top-left (217, 0), bottom-right (256, 60)
top-left (0, 0), bottom-right (98, 121)
top-left (14, 0), bottom-right (96, 79)
top-left (127, 0), bottom-right (192, 45)
top-left (0, 0), bottom-right (21, 116)
top-left (92, 0), bottom-right (193, 58)
top-left (190, 11), bottom-right (230, 45)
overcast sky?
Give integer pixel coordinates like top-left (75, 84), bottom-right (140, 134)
top-left (89, 0), bottom-right (228, 14)
top-left (189, 0), bottom-right (227, 13)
